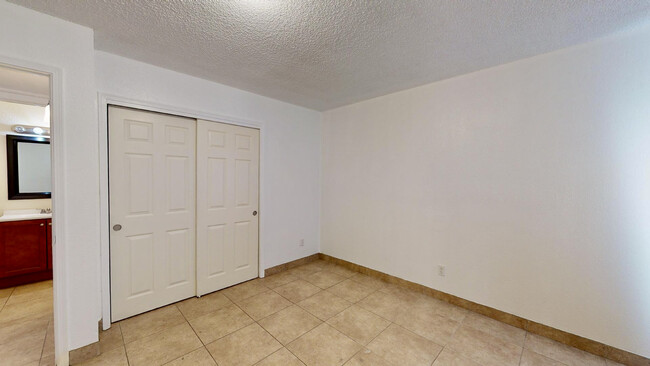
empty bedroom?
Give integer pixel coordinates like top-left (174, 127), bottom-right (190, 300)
top-left (0, 1), bottom-right (648, 365)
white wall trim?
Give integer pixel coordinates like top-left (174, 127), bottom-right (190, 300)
top-left (0, 86), bottom-right (49, 106)
top-left (98, 93), bottom-right (267, 330)
top-left (0, 57), bottom-right (69, 366)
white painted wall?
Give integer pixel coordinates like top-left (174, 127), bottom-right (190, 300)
top-left (322, 25), bottom-right (650, 357)
top-left (95, 51), bottom-right (322, 270)
top-left (1, 2), bottom-right (321, 353)
top-left (0, 101), bottom-right (51, 213)
top-left (0, 0), bottom-right (100, 353)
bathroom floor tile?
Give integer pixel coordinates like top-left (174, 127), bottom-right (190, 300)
top-left (3, 287), bottom-right (52, 306)
top-left (12, 280), bottom-right (52, 296)
top-left (0, 296), bottom-right (52, 324)
top-left (0, 314), bottom-right (49, 346)
top-left (41, 319), bottom-right (55, 359)
top-left (0, 329), bottom-right (46, 365)
top-left (0, 287), bottom-right (14, 301)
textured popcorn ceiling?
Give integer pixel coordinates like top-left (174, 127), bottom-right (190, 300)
top-left (11, 0), bottom-right (650, 110)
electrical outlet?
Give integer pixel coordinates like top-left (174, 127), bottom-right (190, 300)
top-left (299, 238), bottom-right (305, 247)
top-left (438, 265), bottom-right (446, 277)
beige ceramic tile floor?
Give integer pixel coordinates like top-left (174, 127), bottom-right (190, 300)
top-left (0, 263), bottom-right (626, 366)
top-left (0, 280), bottom-right (54, 366)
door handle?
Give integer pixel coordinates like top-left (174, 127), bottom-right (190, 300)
top-left (113, 224), bottom-right (122, 231)
top-left (252, 211), bottom-right (257, 216)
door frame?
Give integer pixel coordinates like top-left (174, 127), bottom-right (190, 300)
top-left (0, 57), bottom-right (68, 365)
top-left (98, 93), bottom-right (266, 330)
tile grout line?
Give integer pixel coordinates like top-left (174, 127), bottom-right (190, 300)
top-left (351, 286), bottom-right (450, 366)
top-left (116, 323), bottom-right (132, 366)
top-left (258, 266), bottom-right (369, 366)
top-left (234, 295), bottom-right (296, 365)
top-left (164, 304), bottom-right (216, 365)
top-left (119, 312), bottom-right (187, 346)
top-left (176, 303), bottom-right (205, 346)
top-left (353, 305), bottom-right (393, 365)
top-left (175, 304), bottom-right (230, 366)
top-left (0, 287), bottom-right (17, 313)
top-left (366, 283), bottom-right (534, 363)
top-left (119, 304), bottom-right (204, 365)
top-left (253, 311), bottom-right (302, 365)
top-left (332, 285), bottom-right (393, 365)
top-left (518, 332), bottom-right (528, 366)
top-left (434, 315), bottom-right (464, 366)
top-left (37, 318), bottom-right (50, 364)
top-left (123, 343), bottom-right (131, 366)
top-left (438, 312), bottom-right (464, 363)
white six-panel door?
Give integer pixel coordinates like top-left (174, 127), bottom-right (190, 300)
top-left (196, 119), bottom-right (259, 295)
top-left (109, 106), bottom-right (197, 321)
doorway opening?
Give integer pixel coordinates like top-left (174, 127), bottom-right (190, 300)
top-left (0, 63), bottom-right (56, 365)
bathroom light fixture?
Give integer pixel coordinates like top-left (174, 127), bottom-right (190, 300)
top-left (12, 124), bottom-right (50, 137)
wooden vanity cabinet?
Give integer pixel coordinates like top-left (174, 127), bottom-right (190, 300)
top-left (47, 219), bottom-right (52, 270)
top-left (0, 219), bottom-right (53, 288)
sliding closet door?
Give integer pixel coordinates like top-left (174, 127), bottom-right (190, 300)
top-left (196, 120), bottom-right (259, 296)
top-left (109, 106), bottom-right (196, 321)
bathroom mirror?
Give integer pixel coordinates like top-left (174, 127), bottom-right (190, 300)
top-left (6, 135), bottom-right (51, 199)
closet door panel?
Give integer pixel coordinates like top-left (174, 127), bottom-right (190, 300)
top-left (109, 106), bottom-right (196, 321)
top-left (196, 120), bottom-right (259, 295)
